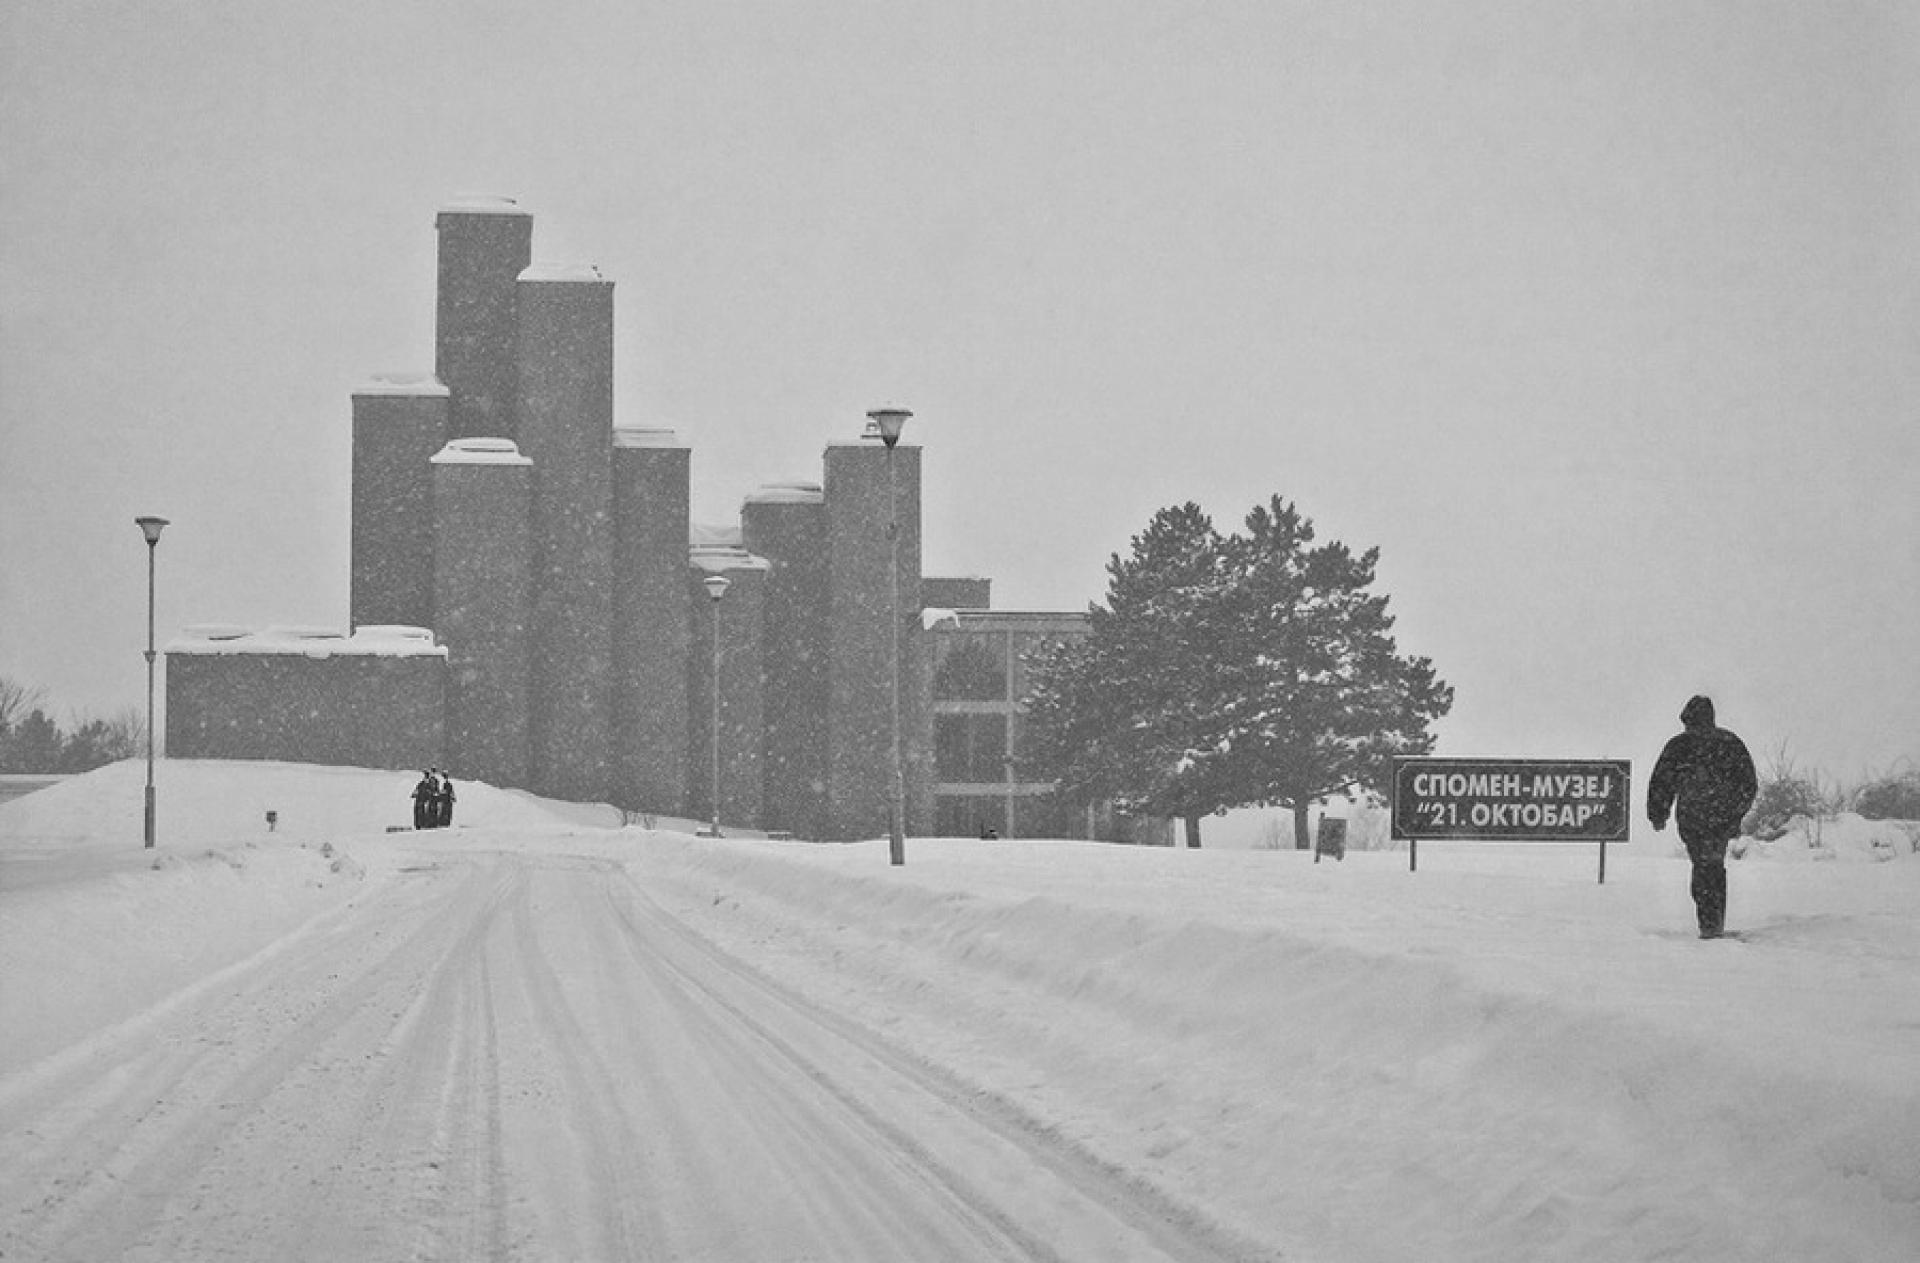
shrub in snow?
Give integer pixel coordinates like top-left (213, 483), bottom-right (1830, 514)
top-left (1850, 765), bottom-right (1920, 822)
top-left (1743, 746), bottom-right (1835, 841)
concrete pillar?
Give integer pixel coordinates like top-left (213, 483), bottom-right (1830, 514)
top-left (350, 375), bottom-right (448, 630)
top-left (821, 438), bottom-right (923, 841)
top-left (516, 264), bottom-right (615, 803)
top-left (688, 547), bottom-right (768, 833)
top-left (611, 427), bottom-right (692, 817)
top-left (742, 480), bottom-right (828, 839)
top-left (435, 197), bottom-right (532, 442)
top-left (431, 438), bottom-right (533, 789)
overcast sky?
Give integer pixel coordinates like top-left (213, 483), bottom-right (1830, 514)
top-left (3, 1), bottom-right (1915, 781)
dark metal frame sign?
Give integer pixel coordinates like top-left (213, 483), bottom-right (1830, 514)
top-left (1390, 757), bottom-right (1632, 881)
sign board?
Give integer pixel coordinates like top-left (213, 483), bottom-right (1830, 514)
top-left (1391, 758), bottom-right (1631, 843)
top-left (1314, 816), bottom-right (1347, 862)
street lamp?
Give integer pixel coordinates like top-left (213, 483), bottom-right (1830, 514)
top-left (868, 407), bottom-right (911, 867)
top-left (134, 515), bottom-right (169, 849)
top-left (703, 572), bottom-right (730, 839)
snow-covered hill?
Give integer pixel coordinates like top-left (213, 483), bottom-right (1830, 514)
top-left (4, 760), bottom-right (1916, 1260)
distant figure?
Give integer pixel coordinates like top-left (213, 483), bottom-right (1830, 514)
top-left (435, 774), bottom-right (456, 829)
top-left (979, 825), bottom-right (999, 841)
top-left (1648, 695), bottom-right (1758, 939)
top-left (411, 770), bottom-right (439, 830)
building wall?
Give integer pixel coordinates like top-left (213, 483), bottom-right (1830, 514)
top-left (742, 483), bottom-right (828, 839)
top-left (167, 641), bottom-right (445, 773)
top-left (435, 200), bottom-right (531, 442)
top-left (350, 380), bottom-right (448, 630)
top-left (928, 610), bottom-right (1170, 842)
top-left (611, 431), bottom-right (692, 815)
top-left (433, 440), bottom-right (533, 788)
top-left (821, 440), bottom-right (924, 841)
top-left (516, 267), bottom-right (614, 802)
top-left (923, 576), bottom-right (991, 610)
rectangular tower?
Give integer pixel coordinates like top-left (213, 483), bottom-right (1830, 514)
top-left (611, 428), bottom-right (693, 817)
top-left (436, 197), bottom-right (532, 442)
top-left (515, 264), bottom-right (614, 802)
top-left (349, 375), bottom-right (448, 630)
top-left (821, 439), bottom-right (924, 841)
top-left (432, 438), bottom-right (533, 789)
top-left (742, 480), bottom-right (828, 839)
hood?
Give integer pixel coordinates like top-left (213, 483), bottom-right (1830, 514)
top-left (1681, 695), bottom-right (1716, 730)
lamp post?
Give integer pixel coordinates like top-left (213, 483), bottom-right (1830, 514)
top-left (868, 407), bottom-right (911, 867)
top-left (703, 572), bottom-right (730, 838)
top-left (134, 515), bottom-right (169, 849)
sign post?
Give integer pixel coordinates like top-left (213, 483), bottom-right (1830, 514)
top-left (1390, 757), bottom-right (1632, 882)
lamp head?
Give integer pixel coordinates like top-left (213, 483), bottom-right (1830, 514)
top-left (866, 407), bottom-right (912, 448)
top-left (135, 516), bottom-right (170, 545)
top-left (703, 574), bottom-right (731, 602)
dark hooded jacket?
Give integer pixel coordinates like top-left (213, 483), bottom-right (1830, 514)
top-left (1647, 696), bottom-right (1758, 842)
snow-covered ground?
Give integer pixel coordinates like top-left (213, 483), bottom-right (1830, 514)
top-left (3, 761), bottom-right (1917, 1261)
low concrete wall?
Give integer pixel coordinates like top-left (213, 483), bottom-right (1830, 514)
top-left (166, 649), bottom-right (446, 773)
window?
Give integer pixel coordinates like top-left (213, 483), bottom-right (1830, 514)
top-left (935, 713), bottom-right (1008, 783)
top-left (934, 636), bottom-right (1006, 701)
top-left (936, 793), bottom-right (1007, 838)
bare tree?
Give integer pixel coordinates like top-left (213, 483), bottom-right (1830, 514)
top-left (0, 676), bottom-right (46, 733)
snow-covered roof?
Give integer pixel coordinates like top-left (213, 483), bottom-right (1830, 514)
top-left (745, 479), bottom-right (824, 506)
top-left (518, 262), bottom-right (606, 284)
top-left (688, 544), bottom-right (770, 574)
top-left (438, 194), bottom-right (527, 216)
top-left (612, 426), bottom-right (685, 449)
top-left (430, 438), bottom-right (531, 466)
top-left (167, 625), bottom-right (448, 659)
top-left (352, 373), bottom-right (449, 398)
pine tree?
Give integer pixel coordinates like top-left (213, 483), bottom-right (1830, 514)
top-left (1024, 496), bottom-right (1452, 846)
top-left (1025, 503), bottom-right (1238, 845)
top-left (1221, 497), bottom-right (1452, 847)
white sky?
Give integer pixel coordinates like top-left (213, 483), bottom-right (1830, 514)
top-left (2, 1), bottom-right (1915, 777)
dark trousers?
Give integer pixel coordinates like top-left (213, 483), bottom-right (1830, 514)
top-left (1684, 835), bottom-right (1729, 935)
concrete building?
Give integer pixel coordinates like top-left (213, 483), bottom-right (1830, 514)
top-left (516, 264), bottom-right (615, 802)
top-left (432, 438), bottom-right (533, 789)
top-left (164, 198), bottom-right (1141, 841)
top-left (611, 428), bottom-right (693, 815)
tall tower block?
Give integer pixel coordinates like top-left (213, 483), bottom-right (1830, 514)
top-left (611, 427), bottom-right (693, 816)
top-left (436, 198), bottom-right (532, 442)
top-left (742, 480), bottom-right (828, 839)
top-left (432, 438), bottom-right (533, 789)
top-left (689, 547), bottom-right (768, 833)
top-left (350, 374), bottom-right (448, 630)
top-left (821, 438), bottom-right (924, 841)
top-left (516, 264), bottom-right (614, 802)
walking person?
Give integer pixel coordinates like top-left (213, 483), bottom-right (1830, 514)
top-left (1647, 695), bottom-right (1758, 939)
top-left (434, 773), bottom-right (456, 829)
top-left (411, 770), bottom-right (438, 831)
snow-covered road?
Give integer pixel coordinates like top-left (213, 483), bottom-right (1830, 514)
top-left (1, 843), bottom-right (1249, 1262)
top-left (6, 761), bottom-right (1919, 1262)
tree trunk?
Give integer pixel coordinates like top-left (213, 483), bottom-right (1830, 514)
top-left (1183, 813), bottom-right (1203, 848)
top-left (1293, 802), bottom-right (1313, 850)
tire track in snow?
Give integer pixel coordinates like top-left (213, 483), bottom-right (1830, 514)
top-left (601, 870), bottom-right (1272, 1263)
top-left (0, 858), bottom-right (504, 1260)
